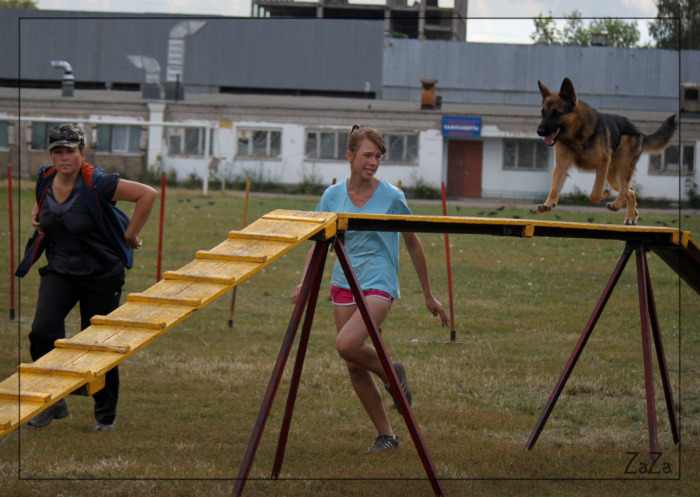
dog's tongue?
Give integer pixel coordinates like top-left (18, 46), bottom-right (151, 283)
top-left (543, 133), bottom-right (557, 146)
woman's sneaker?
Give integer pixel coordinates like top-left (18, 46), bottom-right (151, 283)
top-left (366, 434), bottom-right (399, 454)
top-left (384, 361), bottom-right (412, 415)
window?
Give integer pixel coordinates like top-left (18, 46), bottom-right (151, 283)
top-left (649, 144), bottom-right (695, 175)
top-left (0, 121), bottom-right (8, 149)
top-left (503, 139), bottom-right (550, 170)
top-left (31, 122), bottom-right (62, 150)
top-left (237, 129), bottom-right (281, 158)
top-left (168, 127), bottom-right (213, 156)
top-left (97, 125), bottom-right (141, 153)
top-left (383, 133), bottom-right (418, 163)
top-left (305, 130), bottom-right (348, 160)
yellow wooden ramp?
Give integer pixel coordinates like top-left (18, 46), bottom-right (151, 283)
top-left (0, 210), bottom-right (337, 438)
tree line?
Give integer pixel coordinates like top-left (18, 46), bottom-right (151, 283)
top-left (531, 1), bottom-right (699, 49)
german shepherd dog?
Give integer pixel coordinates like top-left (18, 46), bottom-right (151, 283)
top-left (536, 78), bottom-right (677, 225)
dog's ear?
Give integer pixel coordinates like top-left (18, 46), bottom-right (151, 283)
top-left (559, 78), bottom-right (577, 107)
top-left (538, 80), bottom-right (553, 100)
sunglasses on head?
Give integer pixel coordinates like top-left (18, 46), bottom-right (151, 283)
top-left (48, 127), bottom-right (83, 144)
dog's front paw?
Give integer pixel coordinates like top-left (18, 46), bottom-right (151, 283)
top-left (537, 204), bottom-right (553, 214)
top-left (606, 202), bottom-right (620, 212)
top-left (624, 210), bottom-right (639, 226)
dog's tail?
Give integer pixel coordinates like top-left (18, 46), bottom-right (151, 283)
top-left (642, 114), bottom-right (677, 153)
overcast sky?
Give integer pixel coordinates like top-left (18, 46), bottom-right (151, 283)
top-left (36, 0), bottom-right (660, 45)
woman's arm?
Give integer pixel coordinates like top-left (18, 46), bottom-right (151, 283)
top-left (112, 179), bottom-right (158, 249)
top-left (402, 231), bottom-right (449, 326)
top-left (31, 203), bottom-right (43, 233)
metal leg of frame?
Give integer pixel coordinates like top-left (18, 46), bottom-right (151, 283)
top-left (333, 236), bottom-right (446, 497)
top-left (525, 243), bottom-right (634, 450)
top-left (271, 241), bottom-right (329, 479)
top-left (234, 241), bottom-right (329, 497)
top-left (643, 248), bottom-right (679, 444)
top-left (635, 243), bottom-right (661, 460)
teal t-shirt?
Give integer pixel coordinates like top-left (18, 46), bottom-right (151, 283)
top-left (316, 179), bottom-right (412, 299)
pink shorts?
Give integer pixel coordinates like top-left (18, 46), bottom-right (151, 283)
top-left (330, 285), bottom-right (393, 306)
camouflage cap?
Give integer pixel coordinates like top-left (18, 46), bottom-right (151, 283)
top-left (47, 123), bottom-right (85, 151)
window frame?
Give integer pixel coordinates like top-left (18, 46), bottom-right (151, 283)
top-left (0, 121), bottom-right (9, 149)
top-left (236, 128), bottom-right (282, 159)
top-left (167, 127), bottom-right (213, 157)
top-left (648, 143), bottom-right (695, 176)
top-left (502, 139), bottom-right (550, 171)
top-left (30, 122), bottom-right (63, 150)
top-left (97, 124), bottom-right (142, 154)
top-left (304, 129), bottom-right (349, 161)
top-left (382, 132), bottom-right (419, 164)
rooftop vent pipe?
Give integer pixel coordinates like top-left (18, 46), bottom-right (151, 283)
top-left (127, 55), bottom-right (162, 99)
top-left (165, 20), bottom-right (206, 101)
top-left (51, 60), bottom-right (74, 97)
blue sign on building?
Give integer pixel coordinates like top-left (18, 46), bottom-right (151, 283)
top-left (441, 116), bottom-right (482, 137)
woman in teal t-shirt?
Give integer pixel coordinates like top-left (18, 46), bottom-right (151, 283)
top-left (292, 125), bottom-right (449, 454)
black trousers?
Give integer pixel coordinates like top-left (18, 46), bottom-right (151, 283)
top-left (29, 267), bottom-right (125, 425)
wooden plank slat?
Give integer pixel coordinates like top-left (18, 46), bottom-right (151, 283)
top-left (18, 364), bottom-right (91, 378)
top-left (90, 315), bottom-right (167, 330)
top-left (195, 251), bottom-right (267, 263)
top-left (262, 213), bottom-right (325, 223)
top-left (227, 230), bottom-right (298, 243)
top-left (0, 388), bottom-right (51, 403)
top-left (162, 270), bottom-right (236, 285)
top-left (127, 293), bottom-right (202, 307)
top-left (54, 339), bottom-right (130, 354)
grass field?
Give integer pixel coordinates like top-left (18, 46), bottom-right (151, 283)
top-left (1, 180), bottom-right (699, 497)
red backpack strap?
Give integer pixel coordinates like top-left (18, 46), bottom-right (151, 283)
top-left (36, 165), bottom-right (56, 207)
top-left (80, 162), bottom-right (95, 188)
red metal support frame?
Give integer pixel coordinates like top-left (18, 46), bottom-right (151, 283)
top-left (636, 244), bottom-right (660, 457)
top-left (234, 234), bottom-right (446, 497)
top-left (271, 240), bottom-right (329, 478)
top-left (333, 236), bottom-right (446, 497)
top-left (645, 251), bottom-right (679, 444)
top-left (234, 240), bottom-right (329, 497)
top-left (525, 241), bottom-right (679, 461)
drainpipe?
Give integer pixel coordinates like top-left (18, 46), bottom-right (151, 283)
top-left (51, 60), bottom-right (74, 97)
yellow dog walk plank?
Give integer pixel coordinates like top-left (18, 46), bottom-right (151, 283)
top-left (652, 234), bottom-right (700, 294)
top-left (0, 210), bottom-right (338, 438)
top-left (338, 213), bottom-right (684, 244)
